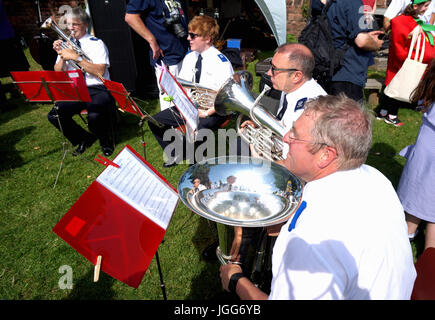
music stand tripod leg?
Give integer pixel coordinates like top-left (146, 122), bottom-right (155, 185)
top-left (51, 102), bottom-right (70, 189)
top-left (154, 249), bottom-right (167, 300)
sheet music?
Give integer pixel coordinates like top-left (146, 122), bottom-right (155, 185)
top-left (96, 147), bottom-right (179, 230)
top-left (159, 67), bottom-right (199, 133)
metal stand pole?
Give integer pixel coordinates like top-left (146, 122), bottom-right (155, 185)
top-left (138, 117), bottom-right (167, 300)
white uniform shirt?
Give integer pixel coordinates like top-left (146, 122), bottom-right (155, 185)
top-left (178, 46), bottom-right (234, 91)
top-left (278, 78), bottom-right (327, 130)
top-left (56, 33), bottom-right (111, 87)
top-left (269, 165), bottom-right (416, 300)
top-left (384, 0), bottom-right (435, 24)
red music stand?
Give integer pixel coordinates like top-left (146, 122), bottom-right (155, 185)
top-left (11, 70), bottom-right (91, 103)
top-left (11, 70), bottom-right (91, 188)
top-left (102, 79), bottom-right (145, 118)
top-left (102, 79), bottom-right (163, 160)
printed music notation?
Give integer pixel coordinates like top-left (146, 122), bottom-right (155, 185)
top-left (96, 147), bottom-right (179, 230)
top-left (158, 64), bottom-right (199, 133)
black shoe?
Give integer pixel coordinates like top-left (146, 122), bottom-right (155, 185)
top-left (202, 241), bottom-right (219, 261)
top-left (102, 146), bottom-right (114, 157)
top-left (384, 116), bottom-right (404, 127)
top-left (72, 136), bottom-right (97, 156)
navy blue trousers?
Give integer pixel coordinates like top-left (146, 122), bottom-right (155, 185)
top-left (47, 85), bottom-right (116, 147)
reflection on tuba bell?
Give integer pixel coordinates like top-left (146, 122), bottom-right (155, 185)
top-left (214, 71), bottom-right (288, 161)
top-left (176, 78), bottom-right (218, 111)
top-left (178, 156), bottom-right (304, 265)
top-left (40, 16), bottom-right (92, 71)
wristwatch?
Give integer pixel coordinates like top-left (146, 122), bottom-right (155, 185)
top-left (228, 272), bottom-right (244, 294)
top-left (76, 56), bottom-right (83, 63)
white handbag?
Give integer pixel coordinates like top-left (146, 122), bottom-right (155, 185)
top-left (384, 26), bottom-right (428, 103)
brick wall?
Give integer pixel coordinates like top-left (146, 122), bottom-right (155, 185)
top-left (3, 0), bottom-right (83, 44)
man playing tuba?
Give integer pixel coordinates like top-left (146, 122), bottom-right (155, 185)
top-left (238, 43), bottom-right (327, 160)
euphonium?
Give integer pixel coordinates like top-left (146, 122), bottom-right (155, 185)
top-left (40, 16), bottom-right (92, 71)
top-left (214, 71), bottom-right (288, 162)
top-left (176, 78), bottom-right (217, 111)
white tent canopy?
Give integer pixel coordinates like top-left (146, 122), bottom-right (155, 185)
top-left (254, 0), bottom-right (287, 45)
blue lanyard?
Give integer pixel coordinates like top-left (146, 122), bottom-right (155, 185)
top-left (288, 201), bottom-right (307, 232)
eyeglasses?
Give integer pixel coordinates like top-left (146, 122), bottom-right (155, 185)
top-left (188, 32), bottom-right (200, 39)
top-left (286, 131), bottom-right (326, 146)
top-left (287, 136), bottom-right (325, 145)
top-left (269, 61), bottom-right (299, 76)
top-left (67, 22), bottom-right (83, 27)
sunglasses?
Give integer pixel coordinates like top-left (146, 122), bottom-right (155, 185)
top-left (188, 32), bottom-right (200, 39)
top-left (269, 61), bottom-right (299, 75)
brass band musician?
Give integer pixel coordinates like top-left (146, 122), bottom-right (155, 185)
top-left (47, 7), bottom-right (116, 157)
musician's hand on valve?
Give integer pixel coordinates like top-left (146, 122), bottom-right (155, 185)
top-left (240, 120), bottom-right (257, 133)
top-left (220, 263), bottom-right (243, 292)
top-left (53, 40), bottom-right (63, 54)
top-left (60, 47), bottom-right (79, 62)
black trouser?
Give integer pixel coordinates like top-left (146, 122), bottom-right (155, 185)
top-left (47, 85), bottom-right (116, 147)
top-left (148, 106), bottom-right (228, 161)
top-left (327, 81), bottom-right (364, 102)
top-left (378, 91), bottom-right (415, 116)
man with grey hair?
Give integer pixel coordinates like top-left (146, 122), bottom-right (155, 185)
top-left (220, 94), bottom-right (416, 300)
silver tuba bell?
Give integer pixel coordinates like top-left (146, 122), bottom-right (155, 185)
top-left (176, 78), bottom-right (218, 111)
top-left (178, 156), bottom-right (304, 265)
top-left (214, 71), bottom-right (288, 161)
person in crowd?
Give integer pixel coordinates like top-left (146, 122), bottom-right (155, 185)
top-left (384, 0), bottom-right (435, 31)
top-left (229, 44), bottom-right (327, 275)
top-left (377, 0), bottom-right (435, 126)
top-left (47, 7), bottom-right (116, 157)
top-left (396, 59), bottom-right (435, 250)
top-left (188, 177), bottom-right (207, 195)
top-left (317, 0), bottom-right (384, 101)
top-left (220, 94), bottom-right (416, 300)
top-left (148, 15), bottom-right (234, 167)
top-left (0, 0), bottom-right (29, 111)
top-left (125, 0), bottom-right (189, 111)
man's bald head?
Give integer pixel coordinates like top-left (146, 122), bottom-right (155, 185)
top-left (275, 43), bottom-right (315, 79)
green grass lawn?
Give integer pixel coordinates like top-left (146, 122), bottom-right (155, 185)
top-left (0, 50), bottom-right (422, 300)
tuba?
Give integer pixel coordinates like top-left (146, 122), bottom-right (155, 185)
top-left (214, 71), bottom-right (288, 162)
top-left (176, 78), bottom-right (217, 111)
top-left (178, 156), bottom-right (303, 266)
top-left (40, 16), bottom-right (92, 71)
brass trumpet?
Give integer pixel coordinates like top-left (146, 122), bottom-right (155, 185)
top-left (41, 16), bottom-right (92, 71)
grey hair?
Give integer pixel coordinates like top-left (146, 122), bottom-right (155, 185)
top-left (304, 94), bottom-right (374, 171)
top-left (275, 43), bottom-right (315, 78)
top-left (65, 7), bottom-right (90, 25)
